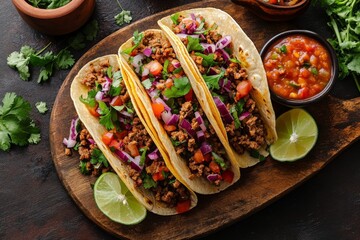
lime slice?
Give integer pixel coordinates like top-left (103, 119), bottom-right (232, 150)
top-left (270, 108), bottom-right (318, 162)
top-left (94, 172), bottom-right (147, 225)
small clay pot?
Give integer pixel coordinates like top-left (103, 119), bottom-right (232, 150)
top-left (12, 0), bottom-right (96, 36)
top-left (231, 0), bottom-right (311, 21)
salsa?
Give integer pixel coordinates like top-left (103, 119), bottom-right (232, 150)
top-left (263, 34), bottom-right (332, 100)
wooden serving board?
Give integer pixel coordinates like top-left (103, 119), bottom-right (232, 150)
top-left (49, 1), bottom-right (360, 239)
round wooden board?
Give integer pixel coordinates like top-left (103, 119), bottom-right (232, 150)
top-left (49, 1), bottom-right (360, 239)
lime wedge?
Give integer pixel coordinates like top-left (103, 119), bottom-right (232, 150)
top-left (270, 108), bottom-right (318, 162)
top-left (94, 172), bottom-right (147, 225)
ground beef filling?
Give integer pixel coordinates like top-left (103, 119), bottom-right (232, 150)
top-left (120, 117), bottom-right (191, 207)
top-left (174, 17), bottom-right (268, 155)
top-left (65, 126), bottom-right (112, 177)
top-left (168, 99), bottom-right (230, 186)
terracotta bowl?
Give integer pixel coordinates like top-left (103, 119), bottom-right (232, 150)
top-left (12, 0), bottom-right (95, 36)
top-left (231, 0), bottom-right (311, 21)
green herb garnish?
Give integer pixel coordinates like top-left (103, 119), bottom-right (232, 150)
top-left (0, 92), bottom-right (41, 151)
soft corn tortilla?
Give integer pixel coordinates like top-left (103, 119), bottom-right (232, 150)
top-left (70, 54), bottom-right (197, 215)
top-left (118, 30), bottom-right (241, 195)
top-left (158, 8), bottom-right (277, 168)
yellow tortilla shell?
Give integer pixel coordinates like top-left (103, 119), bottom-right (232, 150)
top-left (70, 54), bottom-right (197, 215)
top-left (118, 30), bottom-right (240, 195)
top-left (158, 8), bottom-right (277, 168)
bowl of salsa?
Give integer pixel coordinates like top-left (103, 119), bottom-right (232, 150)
top-left (260, 30), bottom-right (338, 107)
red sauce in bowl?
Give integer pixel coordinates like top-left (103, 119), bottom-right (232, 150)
top-left (263, 34), bottom-right (332, 100)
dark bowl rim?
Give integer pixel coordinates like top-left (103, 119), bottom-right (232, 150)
top-left (260, 29), bottom-right (339, 107)
top-left (257, 0), bottom-right (310, 9)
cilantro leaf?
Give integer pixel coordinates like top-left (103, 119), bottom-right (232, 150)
top-left (7, 50), bottom-right (31, 81)
top-left (122, 30), bottom-right (144, 55)
top-left (202, 70), bottom-right (225, 90)
top-left (163, 77), bottom-right (191, 98)
top-left (115, 10), bottom-right (132, 26)
top-left (35, 101), bottom-right (48, 114)
top-left (55, 49), bottom-right (75, 70)
top-left (187, 36), bottom-right (204, 52)
top-left (195, 52), bottom-right (217, 67)
top-left (0, 92), bottom-right (41, 151)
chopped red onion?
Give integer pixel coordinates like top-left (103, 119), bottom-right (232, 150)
top-left (207, 173), bottom-right (220, 182)
top-left (87, 138), bottom-right (95, 145)
top-left (213, 96), bottom-right (233, 124)
top-left (171, 59), bottom-right (181, 69)
top-left (167, 114), bottom-right (179, 126)
top-left (63, 117), bottom-right (79, 148)
top-left (215, 36), bottom-right (231, 49)
top-left (95, 91), bottom-right (110, 102)
top-left (196, 130), bottom-right (205, 142)
top-left (216, 49), bottom-right (230, 62)
top-left (132, 54), bottom-right (145, 73)
top-left (239, 112), bottom-right (250, 121)
top-left (161, 110), bottom-right (172, 124)
top-left (195, 111), bottom-right (206, 132)
top-left (179, 119), bottom-right (196, 138)
top-left (190, 13), bottom-right (196, 20)
top-left (142, 67), bottom-right (149, 77)
top-left (200, 43), bottom-right (215, 54)
top-left (131, 156), bottom-right (144, 172)
top-left (148, 148), bottom-right (160, 160)
top-left (176, 33), bottom-right (199, 39)
top-left (119, 110), bottom-right (133, 118)
top-left (200, 142), bottom-right (212, 155)
top-left (102, 77), bottom-right (112, 93)
top-left (143, 47), bottom-right (152, 57)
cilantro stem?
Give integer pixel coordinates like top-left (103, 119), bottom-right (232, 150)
top-left (36, 42), bottom-right (52, 56)
top-left (116, 0), bottom-right (124, 10)
top-left (352, 72), bottom-right (360, 93)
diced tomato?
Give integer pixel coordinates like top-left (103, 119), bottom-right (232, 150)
top-left (165, 79), bottom-right (174, 89)
top-left (268, 0), bottom-right (277, 4)
top-left (115, 130), bottom-right (128, 140)
top-left (167, 63), bottom-right (175, 73)
top-left (209, 160), bottom-right (220, 173)
top-left (87, 105), bottom-right (100, 117)
top-left (298, 87), bottom-right (310, 99)
top-left (152, 166), bottom-right (169, 182)
top-left (127, 142), bottom-right (140, 157)
top-left (203, 153), bottom-right (212, 162)
top-left (235, 80), bottom-right (252, 101)
top-left (110, 95), bottom-right (123, 107)
top-left (221, 170), bottom-right (234, 183)
top-left (176, 199), bottom-right (191, 214)
top-left (109, 139), bottom-right (121, 150)
top-left (164, 125), bottom-right (177, 132)
top-left (102, 131), bottom-right (114, 145)
top-left (151, 102), bottom-right (165, 119)
top-left (130, 49), bottom-right (138, 56)
top-left (146, 60), bottom-right (163, 76)
top-left (184, 88), bottom-right (193, 102)
top-left (193, 149), bottom-right (205, 163)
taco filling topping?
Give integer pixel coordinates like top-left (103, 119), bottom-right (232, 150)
top-left (79, 58), bottom-right (192, 212)
top-left (124, 30), bottom-right (235, 186)
top-left (170, 13), bottom-right (268, 159)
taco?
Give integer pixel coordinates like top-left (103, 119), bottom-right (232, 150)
top-left (70, 54), bottom-right (197, 215)
top-left (118, 29), bottom-right (240, 195)
top-left (157, 8), bottom-right (277, 167)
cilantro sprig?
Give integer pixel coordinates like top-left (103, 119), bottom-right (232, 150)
top-left (315, 0), bottom-right (360, 92)
top-left (7, 42), bottom-right (74, 83)
top-left (0, 92), bottom-right (41, 151)
top-left (114, 0), bottom-right (132, 26)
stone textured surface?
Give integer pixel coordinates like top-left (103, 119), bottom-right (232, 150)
top-left (0, 0), bottom-right (359, 239)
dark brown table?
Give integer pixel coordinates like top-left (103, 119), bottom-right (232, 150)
top-left (1, 1), bottom-right (359, 239)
